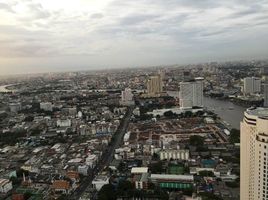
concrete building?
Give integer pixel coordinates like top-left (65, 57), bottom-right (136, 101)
top-left (92, 175), bottom-right (109, 191)
top-left (0, 179), bottom-right (12, 193)
top-left (147, 75), bottom-right (163, 97)
top-left (52, 180), bottom-right (71, 194)
top-left (78, 165), bottom-right (89, 176)
top-left (133, 107), bottom-right (140, 116)
top-left (69, 107), bottom-right (77, 116)
top-left (40, 102), bottom-right (53, 111)
top-left (150, 174), bottom-right (194, 190)
top-left (243, 77), bottom-right (261, 95)
top-left (240, 107), bottom-right (268, 200)
top-left (86, 154), bottom-right (98, 168)
top-left (121, 88), bottom-right (133, 102)
top-left (159, 149), bottom-right (190, 160)
top-left (9, 102), bottom-right (21, 113)
top-left (264, 83), bottom-right (268, 107)
top-left (131, 167), bottom-right (149, 174)
top-left (120, 88), bottom-right (134, 106)
top-left (57, 119), bottom-right (71, 127)
top-left (179, 80), bottom-right (203, 108)
top-left (134, 173), bottom-right (149, 190)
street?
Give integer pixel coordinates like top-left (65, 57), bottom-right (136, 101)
top-left (68, 106), bottom-right (134, 200)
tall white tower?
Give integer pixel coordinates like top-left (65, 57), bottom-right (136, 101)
top-left (240, 107), bottom-right (268, 200)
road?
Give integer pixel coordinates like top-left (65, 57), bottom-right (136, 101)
top-left (68, 106), bottom-right (134, 200)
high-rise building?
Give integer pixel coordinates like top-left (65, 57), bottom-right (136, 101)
top-left (179, 79), bottom-right (203, 108)
top-left (240, 107), bottom-right (268, 200)
top-left (121, 88), bottom-right (133, 102)
top-left (120, 88), bottom-right (134, 106)
top-left (264, 84), bottom-right (268, 108)
top-left (243, 77), bottom-right (261, 95)
top-left (147, 75), bottom-right (163, 97)
top-left (260, 67), bottom-right (268, 76)
top-left (40, 102), bottom-right (53, 111)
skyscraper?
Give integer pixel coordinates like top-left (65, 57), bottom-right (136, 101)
top-left (179, 79), bottom-right (203, 108)
top-left (240, 107), bottom-right (268, 200)
top-left (243, 77), bottom-right (261, 95)
top-left (147, 75), bottom-right (163, 97)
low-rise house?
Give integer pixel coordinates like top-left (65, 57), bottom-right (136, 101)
top-left (52, 180), bottom-right (71, 194)
top-left (92, 175), bottom-right (109, 191)
top-left (0, 179), bottom-right (12, 193)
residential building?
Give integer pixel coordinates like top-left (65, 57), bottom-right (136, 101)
top-left (147, 75), bottom-right (163, 97)
top-left (264, 83), bottom-right (268, 107)
top-left (78, 165), bottom-right (89, 176)
top-left (150, 174), bottom-right (194, 190)
top-left (243, 77), bottom-right (261, 95)
top-left (52, 180), bottom-right (71, 194)
top-left (240, 107), bottom-right (268, 200)
top-left (134, 173), bottom-right (149, 190)
top-left (92, 175), bottom-right (109, 191)
top-left (57, 119), bottom-right (71, 127)
top-left (179, 80), bottom-right (203, 108)
top-left (0, 179), bottom-right (12, 193)
top-left (9, 102), bottom-right (21, 113)
top-left (159, 149), bottom-right (189, 160)
top-left (120, 88), bottom-right (134, 106)
top-left (40, 102), bottom-right (53, 111)
top-left (131, 167), bottom-right (149, 174)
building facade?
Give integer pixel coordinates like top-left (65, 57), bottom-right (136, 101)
top-left (179, 80), bottom-right (203, 108)
top-left (0, 179), bottom-right (12, 193)
top-left (40, 102), bottom-right (53, 111)
top-left (243, 77), bottom-right (261, 95)
top-left (159, 149), bottom-right (189, 160)
top-left (264, 83), bottom-right (268, 108)
top-left (147, 75), bottom-right (163, 97)
top-left (240, 107), bottom-right (268, 200)
top-left (121, 88), bottom-right (134, 106)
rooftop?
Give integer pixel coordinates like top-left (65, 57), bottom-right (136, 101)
top-left (246, 107), bottom-right (268, 118)
top-left (131, 167), bottom-right (148, 174)
top-left (150, 174), bottom-right (194, 181)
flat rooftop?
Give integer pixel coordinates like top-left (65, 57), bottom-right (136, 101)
top-left (246, 107), bottom-right (268, 117)
top-left (150, 174), bottom-right (194, 181)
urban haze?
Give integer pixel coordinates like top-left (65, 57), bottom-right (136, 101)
top-left (0, 1), bottom-right (268, 200)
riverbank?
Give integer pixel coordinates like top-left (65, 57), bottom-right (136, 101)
top-left (168, 91), bottom-right (246, 129)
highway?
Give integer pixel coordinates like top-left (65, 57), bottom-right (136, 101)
top-left (68, 106), bottom-right (134, 200)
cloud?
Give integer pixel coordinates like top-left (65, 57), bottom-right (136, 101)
top-left (0, 0), bottom-right (268, 74)
top-left (0, 2), bottom-right (15, 13)
top-left (90, 13), bottom-right (103, 19)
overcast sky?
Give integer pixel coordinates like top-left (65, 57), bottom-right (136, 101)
top-left (0, 0), bottom-right (268, 75)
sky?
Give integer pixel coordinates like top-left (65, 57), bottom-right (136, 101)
top-left (0, 0), bottom-right (268, 75)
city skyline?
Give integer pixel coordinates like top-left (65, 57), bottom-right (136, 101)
top-left (0, 0), bottom-right (268, 75)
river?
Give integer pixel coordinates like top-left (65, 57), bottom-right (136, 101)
top-left (168, 91), bottom-right (246, 129)
top-left (0, 84), bottom-right (16, 93)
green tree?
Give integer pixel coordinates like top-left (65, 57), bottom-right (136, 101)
top-left (117, 180), bottom-right (134, 196)
top-left (229, 129), bottom-right (240, 144)
top-left (149, 161), bottom-right (164, 174)
top-left (200, 192), bottom-right (223, 200)
top-left (199, 170), bottom-right (214, 177)
top-left (163, 111), bottom-right (175, 118)
top-left (184, 111), bottom-right (193, 118)
top-left (98, 184), bottom-right (116, 200)
top-left (189, 135), bottom-right (204, 146)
